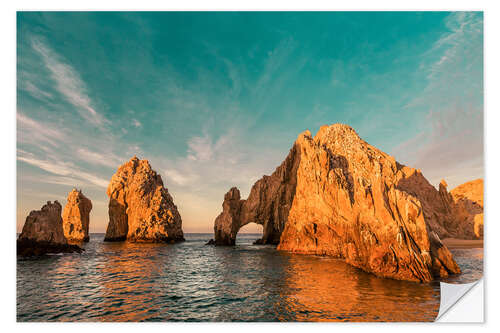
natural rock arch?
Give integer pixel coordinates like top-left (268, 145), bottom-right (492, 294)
top-left (214, 144), bottom-right (301, 246)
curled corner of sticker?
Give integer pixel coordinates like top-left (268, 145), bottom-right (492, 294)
top-left (436, 278), bottom-right (484, 322)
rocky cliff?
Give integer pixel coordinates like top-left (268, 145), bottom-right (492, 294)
top-left (213, 124), bottom-right (461, 282)
top-left (104, 156), bottom-right (184, 243)
top-left (17, 201), bottom-right (82, 256)
top-left (62, 189), bottom-right (92, 242)
top-left (449, 179), bottom-right (484, 239)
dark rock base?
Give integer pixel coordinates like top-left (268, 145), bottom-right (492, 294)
top-left (103, 235), bottom-right (127, 242)
top-left (104, 236), bottom-right (186, 243)
top-left (17, 239), bottom-right (84, 257)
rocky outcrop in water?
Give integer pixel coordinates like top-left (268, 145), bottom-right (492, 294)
top-left (449, 179), bottom-right (484, 239)
top-left (213, 124), bottom-right (461, 282)
top-left (17, 201), bottom-right (83, 256)
top-left (104, 156), bottom-right (184, 243)
top-left (214, 144), bottom-right (300, 245)
top-left (62, 189), bottom-right (92, 242)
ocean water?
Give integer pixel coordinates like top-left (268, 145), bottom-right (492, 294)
top-left (16, 233), bottom-right (483, 322)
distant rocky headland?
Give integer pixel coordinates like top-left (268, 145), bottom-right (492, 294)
top-left (210, 124), bottom-right (483, 282)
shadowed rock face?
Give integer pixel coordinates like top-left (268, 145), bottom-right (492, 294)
top-left (104, 156), bottom-right (184, 243)
top-left (214, 144), bottom-right (300, 245)
top-left (214, 124), bottom-right (461, 282)
top-left (63, 189), bottom-right (92, 242)
top-left (17, 201), bottom-right (82, 256)
top-left (396, 176), bottom-right (484, 240)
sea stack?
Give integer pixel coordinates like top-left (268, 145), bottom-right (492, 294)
top-left (213, 124), bottom-right (461, 282)
top-left (62, 189), bottom-right (92, 242)
top-left (104, 156), bottom-right (184, 243)
top-left (17, 201), bottom-right (82, 256)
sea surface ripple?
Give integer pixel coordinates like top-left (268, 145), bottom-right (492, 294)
top-left (16, 233), bottom-right (483, 322)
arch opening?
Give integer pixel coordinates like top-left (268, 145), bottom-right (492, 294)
top-left (236, 223), bottom-right (263, 245)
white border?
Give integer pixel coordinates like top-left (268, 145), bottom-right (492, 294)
top-left (2, 1), bottom-right (498, 331)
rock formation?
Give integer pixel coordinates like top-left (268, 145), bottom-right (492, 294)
top-left (449, 179), bottom-right (484, 239)
top-left (104, 156), bottom-right (184, 243)
top-left (213, 124), bottom-right (461, 282)
top-left (62, 189), bottom-right (92, 242)
top-left (214, 144), bottom-right (300, 245)
top-left (17, 201), bottom-right (83, 256)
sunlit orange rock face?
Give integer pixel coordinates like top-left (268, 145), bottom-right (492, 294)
top-left (104, 156), bottom-right (184, 243)
top-left (62, 189), bottom-right (92, 242)
top-left (17, 201), bottom-right (82, 256)
top-left (449, 179), bottom-right (484, 239)
top-left (214, 124), bottom-right (461, 282)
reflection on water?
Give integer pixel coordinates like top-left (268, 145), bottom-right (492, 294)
top-left (278, 255), bottom-right (440, 321)
top-left (17, 233), bottom-right (482, 322)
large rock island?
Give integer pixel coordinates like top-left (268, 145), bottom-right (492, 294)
top-left (17, 201), bottom-right (83, 256)
top-left (104, 156), bottom-right (185, 243)
top-left (62, 189), bottom-right (92, 242)
top-left (213, 124), bottom-right (461, 282)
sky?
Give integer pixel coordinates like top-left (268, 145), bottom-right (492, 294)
top-left (17, 12), bottom-right (483, 233)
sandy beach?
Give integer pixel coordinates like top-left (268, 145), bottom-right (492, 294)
top-left (442, 238), bottom-right (484, 249)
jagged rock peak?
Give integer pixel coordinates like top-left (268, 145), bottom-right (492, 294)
top-left (63, 189), bottom-right (92, 242)
top-left (104, 156), bottom-right (184, 243)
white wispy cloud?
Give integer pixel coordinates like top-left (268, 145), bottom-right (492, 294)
top-left (76, 148), bottom-right (122, 169)
top-left (164, 168), bottom-right (197, 186)
top-left (17, 150), bottom-right (109, 188)
top-left (132, 119), bottom-right (142, 128)
top-left (17, 112), bottom-right (65, 147)
top-left (18, 154), bottom-right (73, 176)
top-left (30, 37), bottom-right (106, 127)
top-left (187, 134), bottom-right (214, 161)
top-left (159, 125), bottom-right (283, 195)
top-left (21, 80), bottom-right (53, 100)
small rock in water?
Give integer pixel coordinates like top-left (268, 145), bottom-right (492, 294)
top-left (63, 189), bottom-right (92, 243)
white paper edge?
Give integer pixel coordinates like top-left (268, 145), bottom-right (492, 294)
top-left (436, 278), bottom-right (484, 322)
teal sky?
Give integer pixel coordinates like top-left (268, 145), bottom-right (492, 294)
top-left (17, 12), bottom-right (483, 233)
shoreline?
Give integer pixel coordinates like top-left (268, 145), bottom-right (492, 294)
top-left (442, 238), bottom-right (483, 249)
